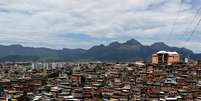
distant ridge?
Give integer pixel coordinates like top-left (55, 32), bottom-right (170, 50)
top-left (0, 39), bottom-right (199, 62)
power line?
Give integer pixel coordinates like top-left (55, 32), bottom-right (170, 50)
top-left (182, 7), bottom-right (201, 37)
top-left (167, 0), bottom-right (183, 42)
top-left (177, 9), bottom-right (201, 57)
top-left (186, 17), bottom-right (201, 42)
top-left (181, 6), bottom-right (201, 45)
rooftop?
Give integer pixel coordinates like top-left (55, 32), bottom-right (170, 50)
top-left (157, 51), bottom-right (178, 55)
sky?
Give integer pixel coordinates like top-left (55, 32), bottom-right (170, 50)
top-left (1, 0), bottom-right (201, 52)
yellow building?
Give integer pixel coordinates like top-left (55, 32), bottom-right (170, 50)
top-left (152, 51), bottom-right (180, 65)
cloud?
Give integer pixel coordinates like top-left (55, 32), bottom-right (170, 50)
top-left (0, 0), bottom-right (201, 52)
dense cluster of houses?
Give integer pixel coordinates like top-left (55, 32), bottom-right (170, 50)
top-left (0, 51), bottom-right (200, 101)
top-left (0, 60), bottom-right (200, 101)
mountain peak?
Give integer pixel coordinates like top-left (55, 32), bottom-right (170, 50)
top-left (124, 39), bottom-right (142, 46)
top-left (151, 42), bottom-right (168, 47)
top-left (109, 42), bottom-right (121, 47)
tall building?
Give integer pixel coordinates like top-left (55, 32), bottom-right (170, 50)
top-left (152, 51), bottom-right (180, 65)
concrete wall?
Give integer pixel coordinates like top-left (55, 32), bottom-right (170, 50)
top-left (152, 54), bottom-right (158, 64)
top-left (152, 53), bottom-right (180, 64)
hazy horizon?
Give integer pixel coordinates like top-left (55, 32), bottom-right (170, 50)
top-left (0, 38), bottom-right (192, 52)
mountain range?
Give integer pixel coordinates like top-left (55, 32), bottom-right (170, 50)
top-left (0, 39), bottom-right (200, 62)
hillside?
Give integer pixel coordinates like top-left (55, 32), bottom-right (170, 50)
top-left (0, 39), bottom-right (198, 62)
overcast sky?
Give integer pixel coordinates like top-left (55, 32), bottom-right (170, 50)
top-left (0, 0), bottom-right (201, 52)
